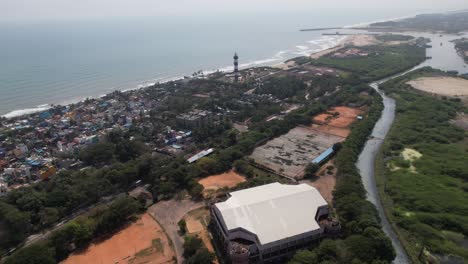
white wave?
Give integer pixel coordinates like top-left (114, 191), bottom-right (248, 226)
top-left (208, 50), bottom-right (289, 73)
top-left (343, 14), bottom-right (419, 28)
top-left (2, 105), bottom-right (51, 119)
top-left (0, 34), bottom-right (344, 119)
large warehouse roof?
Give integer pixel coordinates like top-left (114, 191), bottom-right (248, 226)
top-left (215, 183), bottom-right (327, 245)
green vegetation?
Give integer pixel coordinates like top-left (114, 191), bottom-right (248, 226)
top-left (377, 68), bottom-right (468, 262)
top-left (178, 219), bottom-right (187, 235)
top-left (291, 94), bottom-right (396, 263)
top-left (1, 70), bottom-right (375, 256)
top-left (79, 130), bottom-right (148, 166)
top-left (375, 34), bottom-right (414, 42)
top-left (4, 244), bottom-right (55, 264)
top-left (370, 11), bottom-right (468, 33)
top-left (183, 236), bottom-right (215, 264)
top-left (4, 195), bottom-right (141, 264)
top-left (310, 44), bottom-right (426, 81)
top-left (0, 41), bottom-right (420, 263)
top-left (304, 163), bottom-right (320, 179)
top-left (454, 38), bottom-right (468, 62)
top-left (255, 76), bottom-right (306, 99)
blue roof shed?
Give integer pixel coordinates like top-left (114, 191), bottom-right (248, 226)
top-left (311, 147), bottom-right (335, 165)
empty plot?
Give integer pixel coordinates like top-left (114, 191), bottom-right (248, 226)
top-left (407, 77), bottom-right (468, 97)
top-left (250, 126), bottom-right (344, 179)
top-left (312, 106), bottom-right (363, 137)
top-left (199, 170), bottom-right (246, 197)
top-left (63, 213), bottom-right (175, 264)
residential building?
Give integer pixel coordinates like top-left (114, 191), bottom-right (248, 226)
top-left (176, 109), bottom-right (214, 129)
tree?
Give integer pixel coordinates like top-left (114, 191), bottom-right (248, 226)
top-left (233, 160), bottom-right (254, 178)
top-left (187, 248), bottom-right (215, 264)
top-left (79, 142), bottom-right (115, 165)
top-left (304, 163), bottom-right (320, 179)
top-left (289, 250), bottom-right (318, 264)
top-left (115, 140), bottom-right (147, 162)
top-left (38, 207), bottom-right (60, 228)
top-left (183, 236), bottom-right (203, 258)
top-left (188, 181), bottom-right (204, 201)
top-left (196, 157), bottom-right (218, 175)
top-left (4, 244), bottom-right (55, 264)
top-left (178, 219), bottom-right (187, 235)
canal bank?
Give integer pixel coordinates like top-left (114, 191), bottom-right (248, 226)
top-left (356, 32), bottom-right (468, 264)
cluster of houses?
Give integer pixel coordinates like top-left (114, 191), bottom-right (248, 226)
top-left (0, 65), bottom-right (303, 196)
top-left (0, 90), bottom-right (166, 194)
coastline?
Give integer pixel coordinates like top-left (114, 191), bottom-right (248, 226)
top-left (1, 36), bottom-right (346, 119)
top-left (0, 14), bottom-right (421, 120)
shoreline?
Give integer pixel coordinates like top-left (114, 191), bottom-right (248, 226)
top-left (0, 13), bottom-right (424, 120)
top-left (1, 37), bottom-right (345, 119)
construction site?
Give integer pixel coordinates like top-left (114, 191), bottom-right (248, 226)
top-left (249, 106), bottom-right (363, 179)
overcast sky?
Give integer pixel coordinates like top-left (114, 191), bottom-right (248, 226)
top-left (2, 0), bottom-right (468, 22)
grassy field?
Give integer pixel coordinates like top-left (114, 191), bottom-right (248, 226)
top-left (377, 68), bottom-right (468, 262)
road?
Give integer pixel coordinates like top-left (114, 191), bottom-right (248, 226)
top-left (22, 194), bottom-right (118, 249)
top-left (147, 199), bottom-right (204, 264)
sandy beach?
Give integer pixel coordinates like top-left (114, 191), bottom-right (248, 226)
top-left (310, 34), bottom-right (379, 59)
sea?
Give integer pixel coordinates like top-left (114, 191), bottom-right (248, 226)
top-left (0, 8), bottom-right (465, 118)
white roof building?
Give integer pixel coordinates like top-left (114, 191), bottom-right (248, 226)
top-left (214, 182), bottom-right (328, 246)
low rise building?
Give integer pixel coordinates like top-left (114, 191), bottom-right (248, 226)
top-left (211, 183), bottom-right (330, 263)
top-left (176, 109), bottom-right (214, 129)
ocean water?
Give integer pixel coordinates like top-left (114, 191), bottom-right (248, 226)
top-left (0, 9), bottom-right (447, 117)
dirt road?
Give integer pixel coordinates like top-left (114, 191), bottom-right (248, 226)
top-left (147, 199), bottom-right (204, 264)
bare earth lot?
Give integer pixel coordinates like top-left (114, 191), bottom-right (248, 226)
top-left (250, 126), bottom-right (344, 179)
top-left (301, 160), bottom-right (337, 204)
top-left (198, 170), bottom-right (246, 197)
top-left (312, 106), bottom-right (364, 138)
top-left (63, 213), bottom-right (175, 264)
top-left (407, 77), bottom-right (468, 97)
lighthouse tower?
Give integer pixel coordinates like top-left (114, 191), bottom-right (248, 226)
top-left (233, 52), bottom-right (239, 82)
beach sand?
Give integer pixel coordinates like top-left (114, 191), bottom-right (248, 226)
top-left (273, 60), bottom-right (297, 70)
top-left (407, 77), bottom-right (468, 97)
top-left (310, 34), bottom-right (380, 59)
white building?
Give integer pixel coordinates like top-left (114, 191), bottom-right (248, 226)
top-left (211, 183), bottom-right (329, 263)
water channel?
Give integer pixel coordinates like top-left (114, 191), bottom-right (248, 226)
top-left (356, 32), bottom-right (468, 264)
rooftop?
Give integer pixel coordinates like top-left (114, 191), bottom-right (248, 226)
top-left (215, 183), bottom-right (327, 245)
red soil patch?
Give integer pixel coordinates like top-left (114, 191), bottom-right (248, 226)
top-left (313, 106), bottom-right (363, 128)
top-left (63, 213), bottom-right (175, 264)
top-left (199, 170), bottom-right (246, 193)
top-left (312, 106), bottom-right (364, 138)
top-left (310, 124), bottom-right (350, 138)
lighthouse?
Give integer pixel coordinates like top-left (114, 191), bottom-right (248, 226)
top-left (233, 52), bottom-right (239, 82)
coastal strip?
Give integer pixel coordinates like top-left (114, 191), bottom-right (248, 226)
top-left (299, 27), bottom-right (343, 31)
